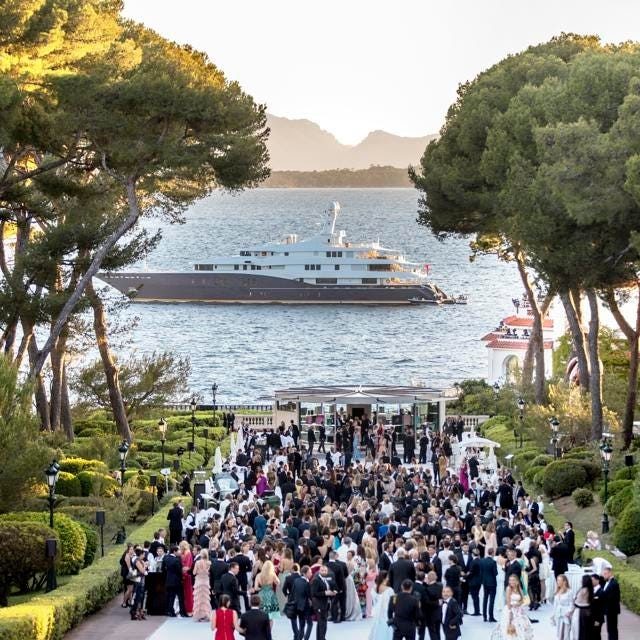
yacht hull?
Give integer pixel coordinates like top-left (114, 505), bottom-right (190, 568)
top-left (96, 272), bottom-right (445, 304)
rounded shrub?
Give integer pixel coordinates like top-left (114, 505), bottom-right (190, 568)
top-left (76, 522), bottom-right (98, 567)
top-left (523, 466), bottom-right (543, 485)
top-left (563, 451), bottom-right (595, 461)
top-left (572, 487), bottom-right (594, 508)
top-left (614, 466), bottom-right (639, 481)
top-left (0, 512), bottom-right (86, 575)
top-left (76, 471), bottom-right (118, 497)
top-left (579, 461), bottom-right (602, 484)
top-left (541, 459), bottom-right (588, 498)
top-left (599, 479), bottom-right (632, 505)
top-left (58, 457), bottom-right (108, 475)
top-left (513, 450), bottom-right (538, 468)
top-left (55, 472), bottom-right (82, 497)
top-left (530, 454), bottom-right (553, 468)
top-left (606, 484), bottom-right (635, 518)
top-left (613, 504), bottom-right (640, 556)
top-left (0, 522), bottom-right (59, 601)
top-left (533, 469), bottom-right (546, 487)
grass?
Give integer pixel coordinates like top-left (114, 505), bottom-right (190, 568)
top-left (549, 496), bottom-right (607, 549)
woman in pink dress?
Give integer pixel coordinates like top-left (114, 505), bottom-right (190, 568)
top-left (193, 548), bottom-right (212, 621)
top-left (364, 557), bottom-right (378, 617)
top-left (179, 541), bottom-right (194, 616)
top-left (459, 458), bottom-right (470, 493)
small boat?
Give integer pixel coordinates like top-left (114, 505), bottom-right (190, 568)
top-left (455, 294), bottom-right (468, 305)
top-left (408, 297), bottom-right (441, 305)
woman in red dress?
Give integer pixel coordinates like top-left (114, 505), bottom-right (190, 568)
top-left (179, 541), bottom-right (194, 616)
top-left (211, 594), bottom-right (238, 640)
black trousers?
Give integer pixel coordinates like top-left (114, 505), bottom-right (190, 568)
top-left (169, 527), bottom-right (182, 545)
top-left (469, 585), bottom-right (481, 615)
top-left (315, 605), bottom-right (329, 640)
top-left (426, 618), bottom-right (440, 640)
top-left (165, 585), bottom-right (186, 616)
top-left (432, 464), bottom-right (439, 484)
top-left (293, 612), bottom-right (313, 640)
top-left (482, 586), bottom-right (496, 621)
top-left (460, 581), bottom-right (469, 611)
top-left (417, 623), bottom-right (426, 640)
top-left (606, 613), bottom-right (618, 640)
top-left (528, 574), bottom-right (541, 604)
top-left (319, 439), bottom-right (326, 452)
top-left (419, 449), bottom-right (427, 464)
top-left (331, 591), bottom-right (346, 621)
top-left (393, 622), bottom-right (416, 640)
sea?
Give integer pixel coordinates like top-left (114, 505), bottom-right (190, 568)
top-left (110, 188), bottom-right (522, 403)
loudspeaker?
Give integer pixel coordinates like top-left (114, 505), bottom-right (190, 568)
top-left (149, 475), bottom-right (157, 487)
top-left (173, 459), bottom-right (180, 471)
top-left (187, 441), bottom-right (195, 452)
top-left (202, 428), bottom-right (209, 439)
top-left (194, 483), bottom-right (206, 507)
top-left (45, 538), bottom-right (57, 558)
top-left (96, 510), bottom-right (106, 526)
top-left (625, 454), bottom-right (635, 467)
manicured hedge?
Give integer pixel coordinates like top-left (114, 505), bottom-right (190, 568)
top-left (0, 509), bottom-right (172, 640)
top-left (614, 505), bottom-right (640, 556)
top-left (530, 454), bottom-right (553, 468)
top-left (614, 465), bottom-right (639, 481)
top-left (599, 479), bottom-right (632, 505)
top-left (542, 459), bottom-right (588, 498)
top-left (572, 487), bottom-right (594, 508)
top-left (76, 471), bottom-right (118, 498)
top-left (58, 458), bottom-right (108, 475)
top-left (606, 485), bottom-right (635, 518)
top-left (54, 473), bottom-right (82, 498)
top-left (0, 513), bottom-right (86, 575)
top-left (76, 522), bottom-right (98, 568)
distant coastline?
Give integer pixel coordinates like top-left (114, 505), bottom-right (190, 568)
top-left (262, 165), bottom-right (412, 188)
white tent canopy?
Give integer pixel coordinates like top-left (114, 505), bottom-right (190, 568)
top-left (460, 436), bottom-right (501, 449)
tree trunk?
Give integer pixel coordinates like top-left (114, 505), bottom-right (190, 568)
top-left (22, 319), bottom-right (51, 431)
top-left (514, 250), bottom-right (546, 402)
top-left (61, 363), bottom-right (74, 442)
top-left (604, 286), bottom-right (640, 449)
top-left (586, 289), bottom-right (603, 440)
top-left (559, 290), bottom-right (590, 392)
top-left (86, 281), bottom-right (133, 442)
top-left (31, 178), bottom-right (142, 377)
top-left (49, 334), bottom-right (65, 432)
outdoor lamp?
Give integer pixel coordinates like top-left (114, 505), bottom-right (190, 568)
top-left (158, 417), bottom-right (167, 437)
top-left (600, 432), bottom-right (614, 534)
top-left (190, 396), bottom-right (197, 413)
top-left (118, 441), bottom-right (129, 462)
top-left (517, 398), bottom-right (526, 411)
top-left (45, 460), bottom-right (60, 489)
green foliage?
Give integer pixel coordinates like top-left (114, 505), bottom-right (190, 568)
top-left (533, 469), bottom-right (546, 487)
top-left (530, 454), bottom-right (553, 467)
top-left (54, 472), bottom-right (82, 497)
top-left (541, 459), bottom-right (588, 498)
top-left (72, 419), bottom-right (117, 436)
top-left (572, 487), bottom-right (594, 508)
top-left (513, 450), bottom-right (538, 468)
top-left (76, 522), bottom-right (98, 568)
top-left (523, 466), bottom-right (544, 485)
top-left (58, 458), bottom-right (108, 475)
top-left (606, 485), bottom-right (635, 518)
top-left (0, 522), bottom-right (59, 605)
top-left (613, 504), bottom-right (640, 556)
top-left (264, 166), bottom-right (412, 188)
top-left (614, 465), bottom-right (639, 481)
top-left (76, 471), bottom-right (118, 498)
top-left (0, 512), bottom-right (86, 575)
top-left (578, 460), bottom-right (602, 484)
top-left (599, 479), bottom-right (632, 504)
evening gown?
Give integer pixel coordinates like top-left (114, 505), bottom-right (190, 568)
top-left (344, 572), bottom-right (362, 621)
top-left (552, 590), bottom-right (573, 640)
top-left (365, 569), bottom-right (378, 617)
top-left (490, 593), bottom-right (534, 640)
top-left (214, 607), bottom-right (235, 640)
top-left (192, 559), bottom-right (212, 621)
top-left (182, 552), bottom-right (194, 615)
top-left (368, 587), bottom-right (394, 640)
top-left (259, 583), bottom-right (281, 619)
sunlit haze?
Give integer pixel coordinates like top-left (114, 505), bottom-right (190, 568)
top-left (116, 1), bottom-right (640, 143)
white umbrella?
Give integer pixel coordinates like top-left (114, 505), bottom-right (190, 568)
top-left (212, 447), bottom-right (223, 474)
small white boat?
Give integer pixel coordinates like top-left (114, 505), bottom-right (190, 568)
top-left (455, 295), bottom-right (468, 305)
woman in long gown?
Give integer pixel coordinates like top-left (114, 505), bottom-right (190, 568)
top-left (276, 548), bottom-right (294, 611)
top-left (491, 574), bottom-right (534, 640)
top-left (495, 552), bottom-right (507, 613)
top-left (179, 541), bottom-right (194, 616)
top-left (551, 575), bottom-right (573, 640)
top-left (539, 544), bottom-right (553, 604)
top-left (570, 576), bottom-right (593, 640)
top-left (211, 594), bottom-right (238, 640)
top-left (368, 572), bottom-right (394, 640)
top-left (343, 554), bottom-right (362, 621)
top-left (459, 459), bottom-right (470, 493)
top-left (192, 548), bottom-right (212, 622)
top-left (365, 558), bottom-right (378, 618)
top-left (253, 559), bottom-right (281, 620)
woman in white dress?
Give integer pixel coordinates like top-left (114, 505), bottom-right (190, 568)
top-left (551, 575), bottom-right (573, 640)
top-left (491, 574), bottom-right (534, 640)
top-left (539, 544), bottom-right (554, 604)
top-left (367, 571), bottom-right (394, 640)
top-left (495, 552), bottom-right (507, 613)
top-left (343, 552), bottom-right (363, 621)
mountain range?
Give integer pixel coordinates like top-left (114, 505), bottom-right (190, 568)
top-left (266, 114), bottom-right (436, 171)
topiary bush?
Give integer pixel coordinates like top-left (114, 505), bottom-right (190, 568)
top-left (0, 522), bottom-right (59, 605)
top-left (533, 469), bottom-right (546, 487)
top-left (76, 522), bottom-right (98, 568)
top-left (541, 459), bottom-right (588, 498)
top-left (513, 450), bottom-right (538, 468)
top-left (523, 466), bottom-right (543, 485)
top-left (606, 484), bottom-right (635, 518)
top-left (530, 454), bottom-right (553, 468)
top-left (58, 457), bottom-right (108, 475)
top-left (55, 472), bottom-right (82, 497)
top-left (0, 512), bottom-right (86, 575)
top-left (613, 504), bottom-right (640, 556)
top-left (599, 479), bottom-right (632, 505)
top-left (572, 487), bottom-right (594, 508)
top-left (579, 460), bottom-right (602, 484)
top-left (76, 471), bottom-right (118, 497)
top-left (614, 465), bottom-right (639, 481)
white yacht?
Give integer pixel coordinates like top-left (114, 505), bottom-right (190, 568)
top-left (98, 202), bottom-right (448, 304)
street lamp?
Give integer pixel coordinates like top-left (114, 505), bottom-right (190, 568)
top-left (600, 433), bottom-right (614, 534)
top-left (550, 417), bottom-right (560, 459)
top-left (211, 382), bottom-right (219, 429)
top-left (493, 382), bottom-right (500, 397)
top-left (158, 417), bottom-right (167, 467)
top-left (44, 460), bottom-right (60, 529)
top-left (118, 441), bottom-right (129, 487)
top-left (516, 398), bottom-right (525, 448)
top-left (190, 396), bottom-right (197, 458)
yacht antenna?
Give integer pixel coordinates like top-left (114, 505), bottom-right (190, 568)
top-left (328, 202), bottom-right (340, 236)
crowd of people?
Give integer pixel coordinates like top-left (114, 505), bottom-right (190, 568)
top-left (117, 416), bottom-right (623, 640)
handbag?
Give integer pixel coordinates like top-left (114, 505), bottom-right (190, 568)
top-left (284, 601), bottom-right (297, 619)
top-left (127, 567), bottom-right (138, 581)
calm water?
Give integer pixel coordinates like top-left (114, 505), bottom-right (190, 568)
top-left (112, 189), bottom-right (521, 402)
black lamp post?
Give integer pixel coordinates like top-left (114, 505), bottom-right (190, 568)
top-left (493, 382), bottom-right (500, 397)
top-left (190, 396), bottom-right (197, 458)
top-left (600, 433), bottom-right (614, 534)
top-left (212, 382), bottom-right (218, 428)
top-left (550, 417), bottom-right (560, 459)
top-left (203, 427), bottom-right (209, 465)
top-left (44, 460), bottom-right (60, 529)
top-left (158, 417), bottom-right (167, 468)
top-left (516, 398), bottom-right (525, 448)
top-left (118, 441), bottom-right (129, 487)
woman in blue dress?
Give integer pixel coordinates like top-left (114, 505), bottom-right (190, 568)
top-left (368, 571), bottom-right (394, 640)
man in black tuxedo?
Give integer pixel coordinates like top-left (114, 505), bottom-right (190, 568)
top-left (412, 572), bottom-right (428, 640)
top-left (503, 548), bottom-right (522, 589)
top-left (440, 585), bottom-right (463, 640)
top-left (239, 594), bottom-right (273, 640)
top-left (389, 548), bottom-right (416, 593)
top-left (235, 545), bottom-right (253, 611)
top-left (403, 431), bottom-right (415, 464)
top-left (591, 574), bottom-right (605, 639)
top-left (283, 565), bottom-right (302, 639)
top-left (163, 545), bottom-right (187, 616)
top-left (327, 551), bottom-right (348, 622)
top-left (379, 543), bottom-right (394, 572)
top-left (426, 544), bottom-right (442, 582)
top-left (291, 566), bottom-right (313, 640)
top-left (307, 427), bottom-right (316, 455)
top-left (455, 542), bottom-right (472, 613)
top-left (549, 536), bottom-right (570, 578)
top-left (602, 567), bottom-right (621, 640)
top-left (310, 565), bottom-right (337, 640)
top-left (210, 549), bottom-right (229, 607)
top-left (480, 548), bottom-right (498, 622)
top-left (388, 579), bottom-right (420, 640)
top-left (563, 521), bottom-right (576, 561)
top-left (166, 502), bottom-right (183, 545)
top-left (423, 571), bottom-right (442, 640)
top-left (220, 562), bottom-right (242, 613)
top-left (497, 480), bottom-right (514, 512)
top-left (466, 547), bottom-right (482, 616)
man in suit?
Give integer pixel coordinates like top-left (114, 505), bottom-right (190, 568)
top-left (220, 562), bottom-right (242, 613)
top-left (440, 585), bottom-right (463, 640)
top-left (210, 549), bottom-right (229, 607)
top-left (423, 571), bottom-right (442, 640)
top-left (291, 565), bottom-right (313, 640)
top-left (283, 564), bottom-right (302, 640)
top-left (235, 545), bottom-right (253, 611)
top-left (166, 501), bottom-right (183, 545)
top-left (426, 544), bottom-right (442, 582)
top-left (591, 574), bottom-right (605, 639)
top-left (549, 536), bottom-right (570, 578)
top-left (388, 579), bottom-right (419, 640)
top-left (310, 565), bottom-right (337, 640)
top-left (379, 543), bottom-right (394, 572)
top-left (602, 567), bottom-right (621, 640)
top-left (455, 542), bottom-right (472, 613)
top-left (389, 548), bottom-right (416, 593)
top-left (327, 551), bottom-right (348, 622)
top-left (163, 544), bottom-right (187, 616)
top-left (563, 521), bottom-right (576, 561)
top-left (466, 547), bottom-right (482, 616)
top-left (412, 572), bottom-right (428, 640)
top-left (307, 427), bottom-right (316, 455)
top-left (497, 480), bottom-right (514, 512)
top-left (480, 548), bottom-right (498, 622)
top-left (239, 594), bottom-right (273, 640)
top-left (503, 548), bottom-right (522, 589)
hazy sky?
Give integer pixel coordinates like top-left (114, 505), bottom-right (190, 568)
top-left (123, 0), bottom-right (640, 144)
